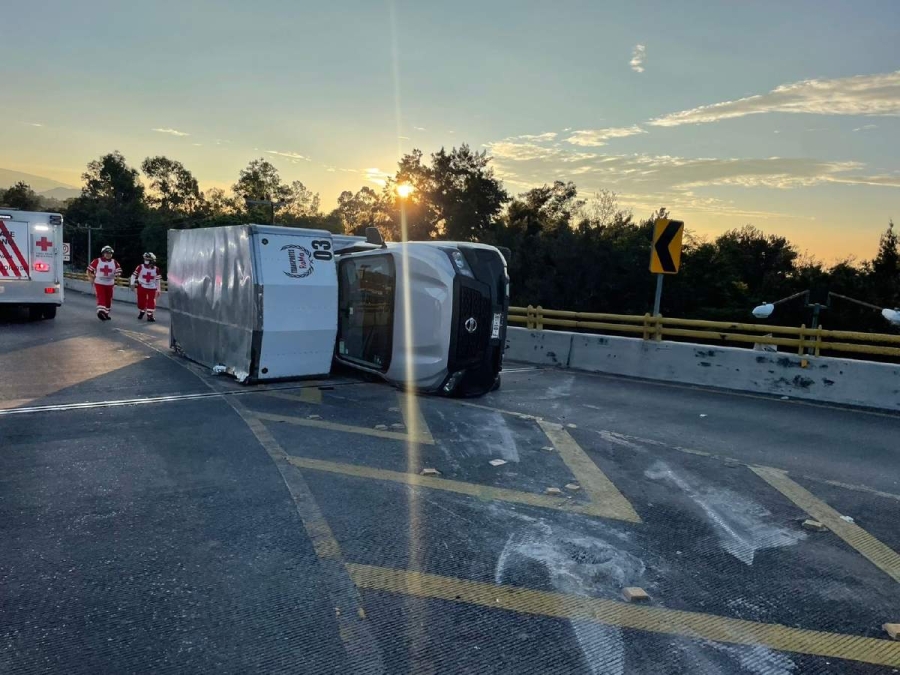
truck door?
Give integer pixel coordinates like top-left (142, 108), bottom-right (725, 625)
top-left (0, 219), bottom-right (31, 279)
top-left (336, 254), bottom-right (396, 372)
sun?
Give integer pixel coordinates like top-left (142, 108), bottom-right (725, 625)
top-left (396, 183), bottom-right (414, 199)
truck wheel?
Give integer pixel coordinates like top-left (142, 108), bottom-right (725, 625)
top-left (28, 306), bottom-right (43, 321)
top-left (42, 306), bottom-right (58, 320)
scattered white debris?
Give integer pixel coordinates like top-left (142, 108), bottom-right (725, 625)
top-left (388, 407), bottom-right (400, 412)
top-left (307, 414), bottom-right (322, 420)
top-left (374, 424), bottom-right (388, 430)
top-left (567, 423), bottom-right (578, 429)
top-left (391, 423), bottom-right (406, 430)
top-left (489, 459), bottom-right (507, 467)
top-left (645, 461), bottom-right (805, 565)
top-left (212, 364), bottom-right (226, 374)
top-left (545, 487), bottom-right (563, 496)
top-left (541, 445), bottom-right (556, 452)
top-left (839, 515), bottom-right (855, 523)
top-left (884, 623), bottom-right (900, 640)
top-left (802, 519), bottom-right (828, 532)
top-left (421, 468), bottom-right (441, 477)
top-left (699, 414), bottom-right (708, 418)
top-left (565, 483), bottom-right (581, 492)
top-left (781, 396), bottom-right (790, 400)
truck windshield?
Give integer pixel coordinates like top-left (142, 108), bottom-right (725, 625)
top-left (337, 254), bottom-right (395, 372)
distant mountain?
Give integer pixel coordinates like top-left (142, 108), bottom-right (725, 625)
top-left (0, 168), bottom-right (79, 195)
top-left (39, 186), bottom-right (81, 201)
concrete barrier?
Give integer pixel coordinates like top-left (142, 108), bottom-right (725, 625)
top-left (64, 277), bottom-right (170, 310)
top-left (504, 329), bottom-right (573, 367)
top-left (507, 327), bottom-right (900, 412)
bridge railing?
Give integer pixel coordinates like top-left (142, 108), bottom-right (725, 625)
top-left (65, 271), bottom-right (169, 293)
top-left (508, 305), bottom-right (900, 359)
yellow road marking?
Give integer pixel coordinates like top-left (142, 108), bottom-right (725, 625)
top-left (263, 388), bottom-right (323, 405)
top-left (751, 466), bottom-right (900, 584)
top-left (226, 401), bottom-right (385, 670)
top-left (539, 420), bottom-right (641, 523)
top-left (347, 563), bottom-right (900, 667)
top-left (285, 455), bottom-right (629, 519)
top-left (398, 392), bottom-right (434, 445)
top-left (256, 412), bottom-right (435, 445)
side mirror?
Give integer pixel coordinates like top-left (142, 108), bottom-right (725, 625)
top-left (365, 227), bottom-right (385, 247)
top-left (752, 303), bottom-right (775, 319)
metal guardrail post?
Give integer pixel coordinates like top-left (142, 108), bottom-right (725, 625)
top-left (525, 305), bottom-right (534, 330)
top-left (815, 325), bottom-right (823, 357)
top-left (642, 313), bottom-right (650, 341)
top-left (536, 306), bottom-right (544, 331)
top-left (655, 315), bottom-right (663, 342)
top-left (798, 324), bottom-right (806, 355)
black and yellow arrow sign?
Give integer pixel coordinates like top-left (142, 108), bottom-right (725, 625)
top-left (650, 218), bottom-right (684, 274)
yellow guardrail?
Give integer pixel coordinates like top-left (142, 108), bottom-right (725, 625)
top-left (509, 305), bottom-right (900, 359)
top-left (65, 271), bottom-right (169, 292)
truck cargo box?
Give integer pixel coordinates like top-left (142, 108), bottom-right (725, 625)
top-left (168, 224), bottom-right (338, 382)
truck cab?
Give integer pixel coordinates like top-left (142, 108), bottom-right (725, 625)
top-left (332, 230), bottom-right (509, 397)
top-left (0, 209), bottom-right (64, 319)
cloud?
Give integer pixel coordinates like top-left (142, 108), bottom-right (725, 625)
top-left (192, 143), bottom-right (202, 147)
top-left (266, 150), bottom-right (312, 163)
top-left (514, 132), bottom-right (558, 142)
top-left (23, 122), bottom-right (43, 127)
top-left (413, 126), bottom-right (426, 131)
top-left (650, 70), bottom-right (900, 127)
top-left (566, 126), bottom-right (646, 147)
top-left (339, 168), bottom-right (358, 173)
top-left (853, 124), bottom-right (878, 132)
top-left (484, 141), bottom-right (561, 162)
top-left (398, 135), bottom-right (410, 140)
top-left (630, 44), bottom-right (646, 73)
top-left (152, 127), bottom-right (190, 137)
top-left (365, 168), bottom-right (391, 186)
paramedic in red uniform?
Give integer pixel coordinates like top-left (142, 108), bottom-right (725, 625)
top-left (130, 252), bottom-right (162, 322)
top-left (86, 245), bottom-right (121, 320)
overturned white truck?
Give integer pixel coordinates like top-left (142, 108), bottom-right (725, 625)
top-left (168, 224), bottom-right (509, 396)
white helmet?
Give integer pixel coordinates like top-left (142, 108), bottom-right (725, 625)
top-left (143, 252), bottom-right (157, 263)
top-left (101, 245), bottom-right (114, 255)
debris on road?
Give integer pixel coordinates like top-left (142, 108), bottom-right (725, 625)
top-left (388, 407), bottom-right (400, 413)
top-left (699, 414), bottom-right (708, 418)
top-left (566, 423), bottom-right (577, 429)
top-left (545, 487), bottom-right (562, 496)
top-left (541, 445), bottom-right (555, 452)
top-left (391, 423), bottom-right (406, 430)
top-left (357, 607), bottom-right (367, 620)
top-left (839, 515), bottom-right (855, 523)
top-left (623, 587), bottom-right (650, 603)
top-left (307, 414), bottom-right (322, 420)
top-left (212, 365), bottom-right (226, 374)
top-left (565, 483), bottom-right (581, 491)
top-left (802, 519), bottom-right (828, 532)
top-left (374, 424), bottom-right (388, 430)
top-left (489, 459), bottom-right (507, 467)
top-left (884, 623), bottom-right (900, 640)
top-left (421, 468), bottom-right (441, 477)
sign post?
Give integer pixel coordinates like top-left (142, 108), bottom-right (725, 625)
top-left (649, 218), bottom-right (685, 316)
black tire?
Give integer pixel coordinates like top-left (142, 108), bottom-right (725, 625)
top-left (42, 306), bottom-right (57, 320)
top-left (28, 306), bottom-right (43, 321)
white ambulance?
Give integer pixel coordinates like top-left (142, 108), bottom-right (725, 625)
top-left (168, 225), bottom-right (509, 397)
top-left (0, 209), bottom-right (64, 319)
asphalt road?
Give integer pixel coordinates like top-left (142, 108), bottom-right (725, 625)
top-left (2, 292), bottom-right (899, 674)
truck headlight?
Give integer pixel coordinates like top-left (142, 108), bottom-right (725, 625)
top-left (443, 249), bottom-right (474, 278)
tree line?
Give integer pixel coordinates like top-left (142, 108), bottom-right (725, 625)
top-left (2, 146), bottom-right (897, 333)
